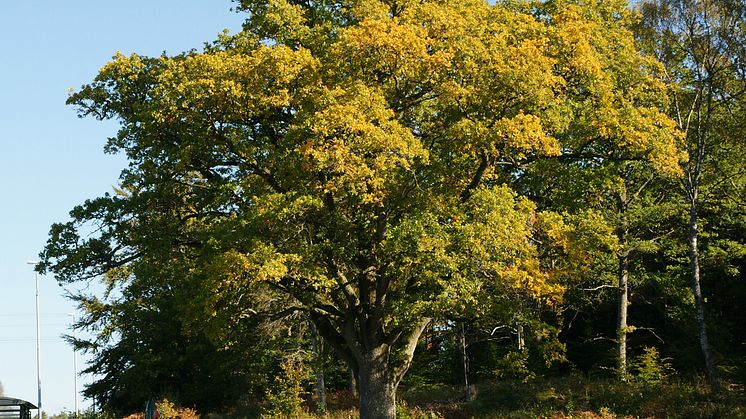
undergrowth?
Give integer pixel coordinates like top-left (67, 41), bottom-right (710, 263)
top-left (126, 376), bottom-right (746, 418)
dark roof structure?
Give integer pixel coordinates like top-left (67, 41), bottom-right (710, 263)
top-left (0, 397), bottom-right (37, 419)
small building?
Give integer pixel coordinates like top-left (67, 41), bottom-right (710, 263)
top-left (0, 397), bottom-right (37, 419)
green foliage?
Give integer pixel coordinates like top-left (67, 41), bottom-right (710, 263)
top-left (395, 401), bottom-right (444, 419)
top-left (160, 376), bottom-right (746, 418)
top-left (49, 409), bottom-right (115, 419)
top-left (459, 377), bottom-right (746, 419)
top-left (44, 0), bottom-right (746, 416)
top-left (629, 346), bottom-right (674, 385)
top-left (46, 0), bottom-right (679, 413)
top-left (635, 0), bottom-right (746, 387)
top-left (490, 349), bottom-right (535, 382)
top-left (263, 357), bottom-right (311, 418)
top-left (151, 399), bottom-right (199, 419)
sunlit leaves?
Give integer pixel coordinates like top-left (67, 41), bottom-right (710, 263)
top-left (43, 1), bottom-right (689, 399)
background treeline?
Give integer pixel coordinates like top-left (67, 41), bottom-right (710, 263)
top-left (39, 0), bottom-right (746, 417)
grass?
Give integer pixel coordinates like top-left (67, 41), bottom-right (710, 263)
top-left (157, 376), bottom-right (746, 418)
top-left (296, 376), bottom-right (746, 419)
top-left (426, 376), bottom-right (744, 418)
top-left (460, 376), bottom-right (744, 418)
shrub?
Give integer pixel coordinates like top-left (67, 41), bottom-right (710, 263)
top-left (629, 347), bottom-right (674, 385)
top-left (490, 349), bottom-right (535, 382)
top-left (263, 357), bottom-right (311, 418)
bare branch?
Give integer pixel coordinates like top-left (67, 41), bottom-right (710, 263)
top-left (579, 284), bottom-right (615, 292)
top-left (584, 334), bottom-right (617, 344)
top-left (632, 326), bottom-right (665, 344)
top-left (490, 325), bottom-right (517, 335)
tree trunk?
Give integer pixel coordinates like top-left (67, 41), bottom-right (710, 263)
top-left (311, 296), bottom-right (430, 418)
top-left (358, 350), bottom-right (397, 419)
top-left (349, 367), bottom-right (358, 398)
top-left (356, 318), bottom-right (430, 419)
top-left (517, 324), bottom-right (525, 350)
top-left (616, 188), bottom-right (630, 381)
top-left (617, 250), bottom-right (629, 381)
top-left (459, 322), bottom-right (475, 401)
top-left (688, 198), bottom-right (719, 387)
top-left (310, 323), bottom-right (326, 411)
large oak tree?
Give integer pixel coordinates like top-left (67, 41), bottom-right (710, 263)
top-left (42, 0), bottom-right (681, 416)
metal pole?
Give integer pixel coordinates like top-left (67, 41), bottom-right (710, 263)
top-left (31, 265), bottom-right (42, 419)
top-left (69, 313), bottom-right (78, 418)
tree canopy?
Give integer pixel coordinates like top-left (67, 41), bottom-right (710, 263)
top-left (41, 0), bottom-right (690, 417)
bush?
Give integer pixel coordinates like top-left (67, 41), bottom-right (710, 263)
top-left (490, 349), bottom-right (535, 382)
top-left (629, 347), bottom-right (674, 385)
top-left (262, 357), bottom-right (311, 418)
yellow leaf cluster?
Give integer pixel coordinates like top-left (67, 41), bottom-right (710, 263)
top-left (300, 82), bottom-right (427, 204)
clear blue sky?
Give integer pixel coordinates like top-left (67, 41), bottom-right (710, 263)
top-left (0, 1), bottom-right (244, 415)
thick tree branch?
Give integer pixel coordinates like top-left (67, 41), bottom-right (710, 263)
top-left (393, 317), bottom-right (432, 386)
top-left (460, 152), bottom-right (489, 202)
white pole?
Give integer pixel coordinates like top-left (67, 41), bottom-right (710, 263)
top-left (28, 261), bottom-right (42, 419)
top-left (69, 313), bottom-right (78, 418)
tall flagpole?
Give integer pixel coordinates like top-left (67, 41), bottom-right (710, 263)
top-left (27, 261), bottom-right (42, 419)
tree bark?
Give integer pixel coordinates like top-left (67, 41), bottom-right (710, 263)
top-left (313, 312), bottom-right (430, 418)
top-left (310, 323), bottom-right (326, 411)
top-left (358, 348), bottom-right (397, 419)
top-left (349, 367), bottom-right (358, 398)
top-left (617, 250), bottom-right (629, 381)
top-left (356, 318), bottom-right (431, 419)
top-left (616, 187), bottom-right (630, 381)
top-left (459, 322), bottom-right (475, 401)
top-left (517, 324), bottom-right (525, 350)
top-left (688, 197), bottom-right (719, 387)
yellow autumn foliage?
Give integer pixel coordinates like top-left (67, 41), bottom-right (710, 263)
top-left (68, 0), bottom-right (685, 356)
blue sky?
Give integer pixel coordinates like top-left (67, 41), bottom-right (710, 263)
top-left (0, 1), bottom-right (244, 414)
